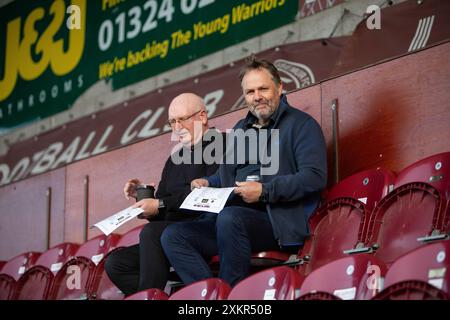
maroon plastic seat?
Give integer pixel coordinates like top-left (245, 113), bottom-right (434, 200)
top-left (0, 252), bottom-right (40, 281)
top-left (327, 168), bottom-right (396, 211)
top-left (0, 274), bottom-right (16, 300)
top-left (13, 242), bottom-right (79, 300)
top-left (169, 278), bottom-right (231, 300)
top-left (88, 225), bottom-right (145, 300)
top-left (227, 266), bottom-right (304, 300)
top-left (297, 198), bottom-right (368, 275)
top-left (381, 240), bottom-right (450, 294)
top-left (394, 152), bottom-right (450, 197)
top-left (13, 267), bottom-right (54, 300)
top-left (48, 234), bottom-right (120, 300)
top-left (363, 182), bottom-right (444, 266)
top-left (124, 289), bottom-right (169, 300)
top-left (298, 254), bottom-right (387, 300)
top-left (373, 280), bottom-right (448, 300)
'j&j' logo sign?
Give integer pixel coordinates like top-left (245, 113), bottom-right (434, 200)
top-left (0, 0), bottom-right (85, 101)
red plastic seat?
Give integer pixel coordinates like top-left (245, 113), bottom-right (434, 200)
top-left (0, 252), bottom-right (40, 280)
top-left (327, 168), bottom-right (395, 211)
top-left (298, 255), bottom-right (387, 300)
top-left (13, 243), bottom-right (79, 300)
top-left (373, 280), bottom-right (448, 300)
top-left (34, 243), bottom-right (79, 274)
top-left (363, 182), bottom-right (444, 266)
top-left (227, 266), bottom-right (303, 300)
top-left (48, 234), bottom-right (120, 300)
top-left (0, 274), bottom-right (16, 300)
top-left (394, 152), bottom-right (450, 198)
top-left (88, 225), bottom-right (145, 300)
top-left (381, 240), bottom-right (450, 294)
top-left (124, 289), bottom-right (169, 300)
top-left (169, 278), bottom-right (231, 300)
top-left (297, 198), bottom-right (368, 275)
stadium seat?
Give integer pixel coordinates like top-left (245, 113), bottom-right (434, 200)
top-left (0, 251), bottom-right (40, 280)
top-left (373, 280), bottom-right (448, 300)
top-left (0, 274), bottom-right (16, 300)
top-left (47, 234), bottom-right (120, 300)
top-left (169, 278), bottom-right (230, 300)
top-left (13, 267), bottom-right (54, 300)
top-left (380, 240), bottom-right (450, 294)
top-left (124, 289), bottom-right (169, 300)
top-left (394, 152), bottom-right (450, 198)
top-left (88, 225), bottom-right (145, 300)
top-left (13, 242), bottom-right (79, 300)
top-left (227, 266), bottom-right (303, 300)
top-left (297, 198), bottom-right (368, 275)
top-left (298, 254), bottom-right (387, 300)
top-left (327, 168), bottom-right (396, 211)
top-left (363, 182), bottom-right (444, 266)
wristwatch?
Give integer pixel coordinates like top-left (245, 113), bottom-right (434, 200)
top-left (158, 199), bottom-right (165, 209)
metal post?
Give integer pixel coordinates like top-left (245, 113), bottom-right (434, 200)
top-left (83, 175), bottom-right (89, 242)
top-left (331, 99), bottom-right (340, 184)
top-left (46, 187), bottom-right (52, 250)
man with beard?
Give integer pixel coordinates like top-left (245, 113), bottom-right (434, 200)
top-left (161, 58), bottom-right (327, 287)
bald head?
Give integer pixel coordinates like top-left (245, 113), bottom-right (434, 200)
top-left (169, 93), bottom-right (206, 118)
top-left (168, 93), bottom-right (208, 146)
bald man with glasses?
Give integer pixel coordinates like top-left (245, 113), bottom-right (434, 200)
top-left (105, 93), bottom-right (223, 296)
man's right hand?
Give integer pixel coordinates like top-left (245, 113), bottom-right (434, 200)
top-left (124, 178), bottom-right (142, 200)
top-left (191, 178), bottom-right (209, 190)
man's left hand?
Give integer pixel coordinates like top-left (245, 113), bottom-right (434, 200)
top-left (234, 181), bottom-right (262, 203)
top-left (132, 198), bottom-right (159, 218)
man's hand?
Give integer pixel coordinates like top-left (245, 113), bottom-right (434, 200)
top-left (191, 178), bottom-right (209, 190)
top-left (234, 181), bottom-right (262, 203)
top-left (132, 198), bottom-right (159, 218)
top-left (124, 178), bottom-right (142, 200)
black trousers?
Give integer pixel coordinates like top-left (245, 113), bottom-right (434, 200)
top-left (104, 221), bottom-right (175, 296)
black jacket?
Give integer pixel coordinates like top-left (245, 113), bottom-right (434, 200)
top-left (154, 130), bottom-right (224, 221)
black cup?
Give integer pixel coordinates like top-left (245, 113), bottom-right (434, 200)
top-left (135, 185), bottom-right (155, 219)
top-left (136, 184), bottom-right (155, 201)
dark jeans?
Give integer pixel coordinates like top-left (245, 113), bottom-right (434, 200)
top-left (104, 221), bottom-right (174, 296)
top-left (160, 206), bottom-right (279, 287)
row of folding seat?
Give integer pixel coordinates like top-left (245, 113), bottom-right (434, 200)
top-left (1, 151), bottom-right (448, 300)
top-left (0, 225), bottom-right (146, 300)
top-left (126, 238), bottom-right (449, 300)
top-left (295, 151), bottom-right (450, 281)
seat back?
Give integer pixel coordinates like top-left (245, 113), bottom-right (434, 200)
top-left (48, 234), bottom-right (120, 300)
top-left (327, 168), bottom-right (395, 211)
top-left (115, 225), bottom-right (145, 248)
top-left (374, 280), bottom-right (448, 300)
top-left (0, 252), bottom-right (40, 280)
top-left (394, 152), bottom-right (450, 197)
top-left (227, 266), bottom-right (303, 300)
top-left (34, 243), bottom-right (79, 274)
top-left (88, 226), bottom-right (145, 300)
top-left (0, 274), bottom-right (16, 300)
top-left (169, 278), bottom-right (231, 300)
top-left (382, 240), bottom-right (450, 294)
top-left (13, 266), bottom-right (54, 300)
top-left (124, 289), bottom-right (169, 300)
top-left (298, 198), bottom-right (368, 274)
top-left (74, 234), bottom-right (121, 265)
top-left (365, 183), bottom-right (443, 266)
top-left (299, 255), bottom-right (387, 300)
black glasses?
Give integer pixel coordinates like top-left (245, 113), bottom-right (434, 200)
top-left (167, 110), bottom-right (202, 127)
